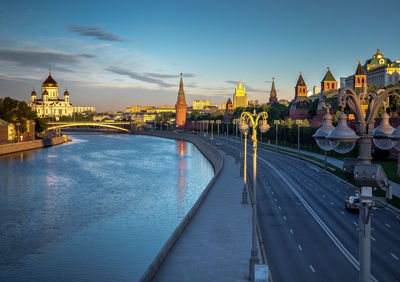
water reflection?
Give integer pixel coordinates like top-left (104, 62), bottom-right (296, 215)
top-left (0, 134), bottom-right (213, 281)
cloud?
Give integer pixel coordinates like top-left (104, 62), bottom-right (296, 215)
top-left (69, 25), bottom-right (129, 42)
top-left (106, 66), bottom-right (175, 87)
top-left (0, 48), bottom-right (95, 72)
top-left (144, 72), bottom-right (196, 79)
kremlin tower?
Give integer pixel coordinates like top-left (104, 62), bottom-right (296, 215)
top-left (175, 73), bottom-right (188, 128)
top-left (268, 77), bottom-right (278, 104)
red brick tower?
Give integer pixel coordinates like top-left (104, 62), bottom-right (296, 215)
top-left (354, 60), bottom-right (366, 91)
top-left (268, 77), bottom-right (278, 104)
top-left (295, 73), bottom-right (308, 101)
top-left (175, 73), bottom-right (187, 128)
top-left (321, 67), bottom-right (337, 92)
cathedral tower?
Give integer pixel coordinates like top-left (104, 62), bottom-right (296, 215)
top-left (354, 61), bottom-right (366, 91)
top-left (295, 73), bottom-right (308, 102)
top-left (175, 73), bottom-right (188, 128)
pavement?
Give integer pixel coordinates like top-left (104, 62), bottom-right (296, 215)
top-left (152, 153), bottom-right (254, 282)
top-left (259, 141), bottom-right (400, 199)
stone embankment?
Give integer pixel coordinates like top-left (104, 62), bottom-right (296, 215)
top-left (136, 131), bottom-right (224, 281)
top-left (0, 136), bottom-right (66, 156)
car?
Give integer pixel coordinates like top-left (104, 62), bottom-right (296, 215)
top-left (345, 194), bottom-right (360, 212)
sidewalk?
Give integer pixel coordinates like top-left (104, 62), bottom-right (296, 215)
top-left (151, 153), bottom-right (253, 282)
top-left (262, 142), bottom-right (400, 198)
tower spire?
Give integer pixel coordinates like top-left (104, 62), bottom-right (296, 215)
top-left (49, 67), bottom-right (52, 75)
top-left (180, 73), bottom-right (183, 89)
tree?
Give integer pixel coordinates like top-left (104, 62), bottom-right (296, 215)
top-left (189, 110), bottom-right (201, 121)
top-left (0, 97), bottom-right (37, 134)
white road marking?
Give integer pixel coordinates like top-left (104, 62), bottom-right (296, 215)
top-left (274, 198), bottom-right (277, 202)
top-left (258, 157), bottom-right (378, 282)
top-left (353, 221), bottom-right (358, 227)
top-left (322, 195), bottom-right (326, 198)
top-left (283, 216), bottom-right (287, 221)
top-left (385, 223), bottom-right (391, 228)
top-left (396, 215), bottom-right (400, 220)
top-left (272, 191), bottom-right (274, 195)
top-left (298, 244), bottom-right (302, 251)
top-left (390, 253), bottom-right (399, 260)
top-left (340, 211), bottom-right (345, 215)
top-left (278, 206), bottom-right (282, 210)
top-left (330, 202), bottom-right (334, 206)
top-left (371, 236), bottom-right (376, 242)
top-left (289, 228), bottom-right (294, 234)
top-left (309, 265), bottom-right (316, 273)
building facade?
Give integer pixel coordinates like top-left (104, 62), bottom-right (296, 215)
top-left (175, 73), bottom-right (188, 128)
top-left (289, 73), bottom-right (311, 120)
top-left (30, 70), bottom-right (96, 119)
top-left (193, 99), bottom-right (211, 110)
top-left (233, 81), bottom-right (247, 108)
top-left (342, 49), bottom-right (400, 88)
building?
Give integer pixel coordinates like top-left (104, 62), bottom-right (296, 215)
top-left (248, 100), bottom-right (259, 107)
top-left (222, 98), bottom-right (234, 110)
top-left (175, 73), bottom-right (188, 128)
top-left (0, 119), bottom-right (10, 142)
top-left (124, 106), bottom-right (142, 113)
top-left (341, 48), bottom-right (400, 88)
top-left (289, 73), bottom-right (311, 120)
top-left (73, 107), bottom-right (96, 114)
top-left (321, 67), bottom-right (337, 92)
top-left (233, 81), bottom-right (247, 108)
top-left (193, 99), bottom-right (211, 110)
top-left (268, 77), bottom-right (278, 104)
top-left (30, 70), bottom-right (96, 119)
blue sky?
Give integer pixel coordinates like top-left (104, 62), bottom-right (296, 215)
top-left (0, 0), bottom-right (399, 111)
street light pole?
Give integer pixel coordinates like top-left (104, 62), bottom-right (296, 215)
top-left (274, 120), bottom-right (280, 152)
top-left (314, 84), bottom-right (400, 282)
top-left (239, 110), bottom-right (270, 282)
top-left (210, 120), bottom-right (214, 140)
top-left (296, 120), bottom-right (303, 159)
top-left (243, 131), bottom-right (248, 204)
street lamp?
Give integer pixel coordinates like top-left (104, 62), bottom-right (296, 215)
top-left (313, 84), bottom-right (400, 282)
top-left (274, 120), bottom-right (281, 152)
top-left (216, 120), bottom-right (221, 137)
top-left (239, 110), bottom-right (270, 282)
top-left (210, 120), bottom-right (215, 140)
top-left (295, 120), bottom-right (303, 159)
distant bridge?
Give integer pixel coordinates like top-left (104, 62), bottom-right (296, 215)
top-left (47, 122), bottom-right (132, 133)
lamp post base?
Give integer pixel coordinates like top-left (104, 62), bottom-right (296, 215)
top-left (249, 250), bottom-right (259, 281)
top-left (242, 183), bottom-right (248, 204)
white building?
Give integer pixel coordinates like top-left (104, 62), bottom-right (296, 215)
top-left (30, 71), bottom-right (96, 119)
top-left (193, 99), bottom-right (211, 110)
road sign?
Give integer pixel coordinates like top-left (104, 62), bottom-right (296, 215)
top-left (255, 264), bottom-right (268, 281)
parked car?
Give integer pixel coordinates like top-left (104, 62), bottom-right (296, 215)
top-left (345, 194), bottom-right (360, 212)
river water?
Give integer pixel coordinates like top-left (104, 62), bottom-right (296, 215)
top-left (0, 134), bottom-right (214, 281)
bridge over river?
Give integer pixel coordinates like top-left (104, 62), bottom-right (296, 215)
top-left (47, 121), bottom-right (140, 133)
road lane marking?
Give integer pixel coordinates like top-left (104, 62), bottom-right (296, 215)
top-left (258, 157), bottom-right (378, 282)
top-left (322, 195), bottom-right (326, 198)
top-left (298, 244), bottom-right (302, 251)
top-left (340, 211), bottom-right (345, 215)
top-left (385, 223), bottom-right (391, 228)
top-left (272, 191), bottom-right (274, 195)
top-left (283, 216), bottom-right (287, 221)
top-left (330, 202), bottom-right (334, 206)
top-left (391, 253), bottom-right (399, 260)
top-left (371, 236), bottom-right (376, 242)
top-left (309, 265), bottom-right (316, 273)
top-left (289, 228), bottom-right (294, 234)
top-left (353, 221), bottom-right (358, 227)
top-left (274, 198), bottom-right (277, 202)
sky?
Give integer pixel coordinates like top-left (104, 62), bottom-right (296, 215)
top-left (0, 0), bottom-right (399, 112)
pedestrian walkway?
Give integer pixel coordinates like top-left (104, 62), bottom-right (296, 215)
top-left (152, 153), bottom-right (252, 282)
top-left (262, 142), bottom-right (400, 198)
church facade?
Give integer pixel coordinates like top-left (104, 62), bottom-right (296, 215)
top-left (30, 71), bottom-right (96, 120)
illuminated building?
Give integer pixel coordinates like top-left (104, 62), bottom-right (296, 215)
top-left (175, 73), bottom-right (188, 128)
top-left (233, 81), bottom-right (247, 108)
top-left (193, 99), bottom-right (211, 110)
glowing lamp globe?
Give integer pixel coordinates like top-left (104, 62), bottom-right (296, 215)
top-left (326, 113), bottom-right (359, 154)
top-left (259, 120), bottom-right (270, 133)
top-left (313, 112), bottom-right (335, 151)
top-left (389, 125), bottom-right (400, 151)
top-left (372, 113), bottom-right (394, 150)
top-left (239, 121), bottom-right (249, 133)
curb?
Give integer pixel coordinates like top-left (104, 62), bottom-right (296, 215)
top-left (136, 131), bottom-right (224, 282)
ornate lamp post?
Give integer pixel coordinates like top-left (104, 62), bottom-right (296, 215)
top-left (313, 85), bottom-right (400, 282)
top-left (239, 110), bottom-right (270, 282)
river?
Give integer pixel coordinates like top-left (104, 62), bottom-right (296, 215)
top-left (0, 134), bottom-right (214, 281)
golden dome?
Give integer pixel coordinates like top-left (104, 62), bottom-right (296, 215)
top-left (372, 48), bottom-right (384, 59)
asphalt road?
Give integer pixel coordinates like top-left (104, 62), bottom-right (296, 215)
top-left (212, 135), bottom-right (400, 282)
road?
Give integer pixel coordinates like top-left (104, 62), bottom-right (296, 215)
top-left (212, 135), bottom-right (400, 282)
